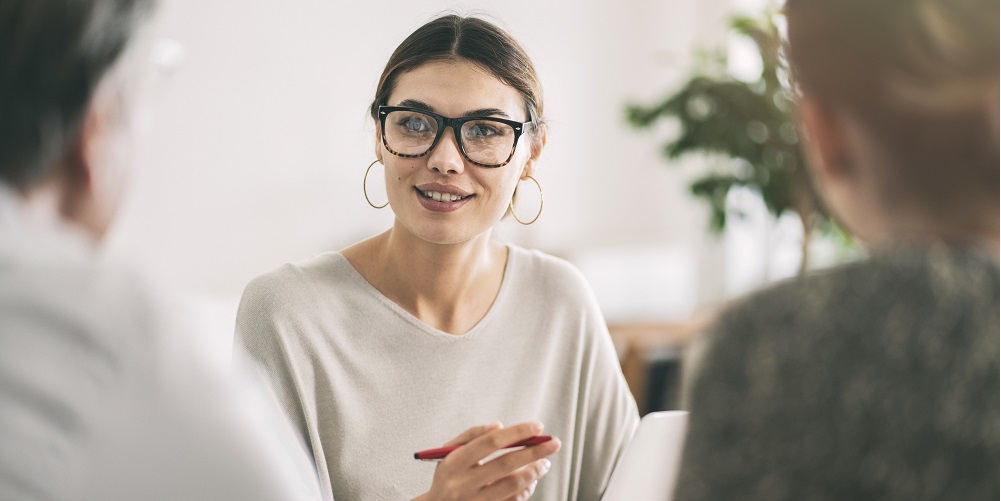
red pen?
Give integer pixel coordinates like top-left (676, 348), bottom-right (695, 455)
top-left (414, 435), bottom-right (553, 461)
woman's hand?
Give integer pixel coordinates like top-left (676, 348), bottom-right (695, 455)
top-left (412, 421), bottom-right (561, 501)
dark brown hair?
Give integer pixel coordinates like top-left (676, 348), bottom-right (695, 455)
top-left (0, 0), bottom-right (156, 189)
top-left (370, 15), bottom-right (546, 144)
top-left (785, 0), bottom-right (998, 215)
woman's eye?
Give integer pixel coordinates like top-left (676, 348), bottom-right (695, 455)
top-left (468, 123), bottom-right (501, 137)
top-left (398, 117), bottom-right (430, 133)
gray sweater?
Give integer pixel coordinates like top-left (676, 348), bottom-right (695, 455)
top-left (675, 245), bottom-right (999, 500)
top-left (236, 245), bottom-right (639, 501)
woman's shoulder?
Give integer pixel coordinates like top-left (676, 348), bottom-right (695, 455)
top-left (508, 244), bottom-right (589, 283)
top-left (710, 244), bottom-right (999, 353)
top-left (748, 244), bottom-right (996, 311)
top-left (506, 244), bottom-right (595, 302)
top-left (240, 251), bottom-right (356, 307)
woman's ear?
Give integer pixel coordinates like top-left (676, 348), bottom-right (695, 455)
top-left (797, 96), bottom-right (851, 182)
top-left (521, 129), bottom-right (546, 180)
top-left (373, 125), bottom-right (383, 163)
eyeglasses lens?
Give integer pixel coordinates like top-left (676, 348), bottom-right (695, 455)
top-left (384, 110), bottom-right (515, 166)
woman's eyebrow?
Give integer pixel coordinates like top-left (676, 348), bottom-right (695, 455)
top-left (395, 99), bottom-right (434, 111)
top-left (463, 108), bottom-right (511, 119)
top-left (393, 99), bottom-right (513, 120)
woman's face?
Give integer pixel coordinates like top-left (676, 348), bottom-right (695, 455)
top-left (378, 60), bottom-right (541, 246)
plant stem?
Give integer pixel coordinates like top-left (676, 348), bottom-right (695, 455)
top-left (799, 212), bottom-right (813, 275)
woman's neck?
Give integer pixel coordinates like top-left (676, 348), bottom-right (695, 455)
top-left (343, 222), bottom-right (508, 335)
top-left (863, 209), bottom-right (999, 260)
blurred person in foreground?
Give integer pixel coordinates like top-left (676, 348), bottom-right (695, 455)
top-left (675, 0), bottom-right (998, 499)
top-left (0, 1), bottom-right (321, 499)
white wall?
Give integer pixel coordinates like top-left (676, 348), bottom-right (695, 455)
top-left (106, 0), bottom-right (736, 327)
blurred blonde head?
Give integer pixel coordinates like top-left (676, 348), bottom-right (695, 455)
top-left (785, 0), bottom-right (998, 247)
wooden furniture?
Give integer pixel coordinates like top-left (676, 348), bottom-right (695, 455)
top-left (609, 312), bottom-right (716, 413)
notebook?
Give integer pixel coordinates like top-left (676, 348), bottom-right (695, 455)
top-left (601, 410), bottom-right (689, 501)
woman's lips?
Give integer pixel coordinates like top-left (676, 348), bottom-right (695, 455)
top-left (419, 189), bottom-right (467, 202)
top-left (414, 187), bottom-right (473, 212)
top-left (415, 182), bottom-right (472, 198)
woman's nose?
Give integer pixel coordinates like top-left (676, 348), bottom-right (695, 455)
top-left (427, 127), bottom-right (465, 175)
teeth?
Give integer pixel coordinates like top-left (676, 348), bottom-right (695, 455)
top-left (422, 190), bottom-right (464, 202)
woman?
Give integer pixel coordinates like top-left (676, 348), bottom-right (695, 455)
top-left (236, 15), bottom-right (639, 501)
top-left (675, 0), bottom-right (998, 499)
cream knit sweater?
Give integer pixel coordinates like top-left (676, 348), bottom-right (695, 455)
top-left (236, 244), bottom-right (639, 501)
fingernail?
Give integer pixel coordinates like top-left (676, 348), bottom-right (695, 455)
top-left (531, 421), bottom-right (544, 433)
top-left (542, 459), bottom-right (551, 472)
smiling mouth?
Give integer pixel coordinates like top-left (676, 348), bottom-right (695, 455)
top-left (415, 188), bottom-right (473, 203)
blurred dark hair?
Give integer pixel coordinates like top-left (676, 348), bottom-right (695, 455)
top-left (0, 0), bottom-right (156, 189)
top-left (785, 0), bottom-right (999, 215)
top-left (370, 14), bottom-right (546, 144)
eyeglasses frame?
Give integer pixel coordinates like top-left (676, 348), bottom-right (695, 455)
top-left (378, 105), bottom-right (532, 168)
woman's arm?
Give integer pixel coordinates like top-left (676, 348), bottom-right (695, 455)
top-left (576, 319), bottom-right (642, 501)
top-left (235, 272), bottom-right (332, 500)
top-left (568, 273), bottom-right (642, 501)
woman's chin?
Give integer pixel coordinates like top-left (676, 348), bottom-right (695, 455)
top-left (400, 221), bottom-right (486, 247)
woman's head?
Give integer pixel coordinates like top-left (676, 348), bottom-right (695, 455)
top-left (370, 15), bottom-right (546, 246)
top-left (786, 0), bottom-right (999, 245)
top-left (371, 15), bottom-right (546, 147)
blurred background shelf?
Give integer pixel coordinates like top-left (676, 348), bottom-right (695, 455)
top-left (610, 315), bottom-right (714, 414)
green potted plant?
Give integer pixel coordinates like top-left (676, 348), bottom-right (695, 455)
top-left (626, 12), bottom-right (832, 273)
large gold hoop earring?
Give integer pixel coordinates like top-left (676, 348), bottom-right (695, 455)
top-left (509, 175), bottom-right (543, 225)
top-left (363, 160), bottom-right (388, 209)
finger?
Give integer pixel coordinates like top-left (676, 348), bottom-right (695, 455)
top-left (471, 436), bottom-right (560, 488)
top-left (497, 479), bottom-right (538, 501)
top-left (442, 422), bottom-right (503, 447)
top-left (500, 479), bottom-right (538, 501)
top-left (478, 458), bottom-right (551, 501)
top-left (448, 421), bottom-right (544, 466)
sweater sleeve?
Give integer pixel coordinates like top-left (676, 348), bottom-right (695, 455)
top-left (235, 270), bottom-right (334, 501)
top-left (235, 272), bottom-right (312, 447)
top-left (572, 273), bottom-right (641, 501)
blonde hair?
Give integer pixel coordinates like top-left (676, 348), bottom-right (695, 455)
top-left (786, 0), bottom-right (998, 216)
top-left (887, 0), bottom-right (999, 136)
